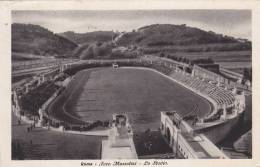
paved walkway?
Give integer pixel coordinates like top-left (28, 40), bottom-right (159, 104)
top-left (13, 109), bottom-right (109, 137)
top-left (47, 127), bottom-right (109, 136)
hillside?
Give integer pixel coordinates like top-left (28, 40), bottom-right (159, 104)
top-left (78, 42), bottom-right (113, 59)
top-left (59, 31), bottom-right (117, 44)
top-left (12, 23), bottom-right (78, 58)
top-left (12, 23), bottom-right (251, 60)
top-left (116, 24), bottom-right (251, 52)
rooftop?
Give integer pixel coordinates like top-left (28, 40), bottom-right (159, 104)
top-left (181, 132), bottom-right (211, 158)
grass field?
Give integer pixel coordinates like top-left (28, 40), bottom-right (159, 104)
top-left (49, 67), bottom-right (211, 131)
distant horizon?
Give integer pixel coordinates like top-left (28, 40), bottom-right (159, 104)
top-left (12, 10), bottom-right (251, 40)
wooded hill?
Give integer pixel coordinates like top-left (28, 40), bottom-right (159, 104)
top-left (12, 23), bottom-right (78, 58)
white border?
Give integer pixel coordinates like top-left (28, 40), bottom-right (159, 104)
top-left (0, 1), bottom-right (260, 167)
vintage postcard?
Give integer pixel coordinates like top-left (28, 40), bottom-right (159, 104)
top-left (0, 1), bottom-right (259, 167)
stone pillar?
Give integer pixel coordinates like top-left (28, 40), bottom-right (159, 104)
top-left (217, 81), bottom-right (221, 87)
top-left (200, 118), bottom-right (204, 123)
top-left (25, 84), bottom-right (29, 93)
top-left (191, 68), bottom-right (195, 77)
top-left (202, 73), bottom-right (206, 80)
top-left (37, 77), bottom-right (41, 86)
top-left (172, 128), bottom-right (179, 156)
top-left (232, 87), bottom-right (237, 94)
top-left (221, 107), bottom-right (227, 120)
top-left (182, 67), bottom-right (186, 75)
top-left (60, 66), bottom-right (63, 73)
top-left (38, 108), bottom-right (44, 126)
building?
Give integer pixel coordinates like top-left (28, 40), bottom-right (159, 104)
top-left (160, 111), bottom-right (228, 159)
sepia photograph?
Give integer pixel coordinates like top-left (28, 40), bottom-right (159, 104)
top-left (10, 9), bottom-right (252, 160)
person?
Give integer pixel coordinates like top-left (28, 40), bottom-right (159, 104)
top-left (18, 119), bottom-right (21, 125)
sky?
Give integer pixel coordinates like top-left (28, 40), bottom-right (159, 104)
top-left (12, 10), bottom-right (251, 40)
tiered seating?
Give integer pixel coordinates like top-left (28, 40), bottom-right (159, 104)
top-left (170, 71), bottom-right (236, 115)
top-left (149, 62), bottom-right (173, 75)
top-left (54, 73), bottom-right (68, 82)
top-left (19, 81), bottom-right (60, 116)
top-left (204, 109), bottom-right (223, 123)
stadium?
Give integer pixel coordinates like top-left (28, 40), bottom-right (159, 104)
top-left (12, 56), bottom-right (249, 159)
top-left (11, 10), bottom-right (252, 160)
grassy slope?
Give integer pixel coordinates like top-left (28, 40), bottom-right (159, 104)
top-left (117, 24), bottom-right (251, 50)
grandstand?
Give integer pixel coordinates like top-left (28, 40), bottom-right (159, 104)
top-left (170, 71), bottom-right (235, 108)
top-left (169, 69), bottom-right (245, 124)
top-left (12, 57), bottom-right (245, 128)
top-left (19, 81), bottom-right (60, 116)
top-left (11, 56), bottom-right (246, 152)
